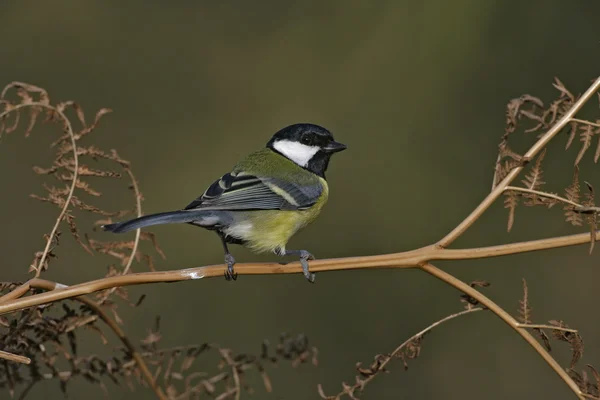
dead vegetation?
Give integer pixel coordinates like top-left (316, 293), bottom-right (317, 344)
top-left (0, 82), bottom-right (316, 399)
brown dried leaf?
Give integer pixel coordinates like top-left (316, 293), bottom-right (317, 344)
top-left (548, 320), bottom-right (584, 368)
top-left (65, 213), bottom-right (92, 254)
top-left (588, 364), bottom-right (600, 393)
top-left (536, 329), bottom-right (552, 352)
top-left (139, 232), bottom-right (166, 260)
top-left (592, 121), bottom-right (600, 163)
top-left (24, 106), bottom-right (40, 137)
top-left (566, 121), bottom-right (578, 150)
top-left (583, 181), bottom-right (597, 253)
top-left (575, 125), bottom-right (594, 166)
top-left (72, 103), bottom-right (86, 127)
top-left (504, 190), bottom-right (519, 231)
top-left (93, 108), bottom-right (112, 126)
top-left (565, 168), bottom-right (583, 226)
top-left (74, 179), bottom-right (101, 196)
top-left (6, 109), bottom-right (20, 133)
top-left (496, 159), bottom-right (521, 185)
top-left (518, 278), bottom-right (532, 324)
top-left (553, 77), bottom-right (574, 100)
top-left (522, 149), bottom-right (546, 191)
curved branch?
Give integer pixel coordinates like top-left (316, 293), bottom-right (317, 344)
top-left (120, 168), bottom-right (142, 276)
top-left (0, 228), bottom-right (599, 317)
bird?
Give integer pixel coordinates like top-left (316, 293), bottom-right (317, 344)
top-left (102, 123), bottom-right (346, 282)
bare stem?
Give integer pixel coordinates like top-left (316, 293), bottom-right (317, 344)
top-left (505, 186), bottom-right (583, 208)
top-left (98, 167), bottom-right (142, 304)
top-left (1, 228), bottom-right (600, 317)
top-left (0, 350), bottom-right (30, 364)
top-left (571, 118), bottom-right (600, 129)
top-left (516, 323), bottom-right (578, 333)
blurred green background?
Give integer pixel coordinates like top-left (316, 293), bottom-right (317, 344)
top-left (1, 1), bottom-right (600, 399)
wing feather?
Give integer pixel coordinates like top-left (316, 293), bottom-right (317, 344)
top-left (183, 172), bottom-right (322, 211)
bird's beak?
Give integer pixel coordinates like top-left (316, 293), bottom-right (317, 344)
top-left (323, 140), bottom-right (347, 153)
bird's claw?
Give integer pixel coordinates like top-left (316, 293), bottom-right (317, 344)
top-left (224, 254), bottom-right (237, 281)
top-left (299, 251), bottom-right (315, 283)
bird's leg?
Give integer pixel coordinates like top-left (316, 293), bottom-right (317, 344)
top-left (218, 232), bottom-right (237, 281)
top-left (282, 249), bottom-right (315, 283)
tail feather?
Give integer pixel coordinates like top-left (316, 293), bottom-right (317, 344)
top-left (102, 210), bottom-right (201, 233)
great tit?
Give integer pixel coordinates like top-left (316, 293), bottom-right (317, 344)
top-left (102, 123), bottom-right (346, 282)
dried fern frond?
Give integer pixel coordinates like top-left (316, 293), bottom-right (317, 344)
top-left (518, 279), bottom-right (532, 324)
top-left (575, 125), bottom-right (595, 166)
top-left (582, 182), bottom-right (597, 253)
top-left (504, 190), bottom-right (519, 231)
top-left (564, 168), bottom-right (583, 226)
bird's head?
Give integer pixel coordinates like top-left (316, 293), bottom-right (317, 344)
top-left (267, 123), bottom-right (346, 177)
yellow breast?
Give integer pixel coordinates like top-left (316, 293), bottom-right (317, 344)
top-left (231, 177), bottom-right (329, 254)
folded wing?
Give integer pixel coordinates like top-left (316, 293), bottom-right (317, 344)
top-left (183, 172), bottom-right (322, 211)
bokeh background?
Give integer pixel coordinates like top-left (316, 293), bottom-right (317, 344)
top-left (1, 1), bottom-right (600, 399)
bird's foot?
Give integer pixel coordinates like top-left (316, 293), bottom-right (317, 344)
top-left (282, 250), bottom-right (315, 283)
top-left (299, 250), bottom-right (316, 283)
top-left (224, 253), bottom-right (237, 281)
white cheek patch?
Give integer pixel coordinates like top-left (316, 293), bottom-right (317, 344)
top-left (273, 140), bottom-right (320, 167)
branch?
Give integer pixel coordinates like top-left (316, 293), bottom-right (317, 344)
top-left (517, 323), bottom-right (578, 333)
top-left (505, 186), bottom-right (583, 209)
top-left (0, 350), bottom-right (30, 365)
top-left (571, 118), bottom-right (600, 129)
top-left (1, 229), bottom-right (600, 316)
top-left (505, 186), bottom-right (600, 215)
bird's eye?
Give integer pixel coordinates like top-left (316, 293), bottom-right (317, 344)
top-left (301, 135), bottom-right (311, 145)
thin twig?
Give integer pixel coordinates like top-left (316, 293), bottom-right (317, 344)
top-left (506, 186), bottom-right (600, 214)
top-left (0, 350), bottom-right (30, 364)
top-left (121, 168), bottom-right (142, 276)
top-left (571, 118), bottom-right (600, 129)
top-left (505, 186), bottom-right (582, 208)
top-left (516, 323), bottom-right (578, 333)
top-left (98, 167), bottom-right (142, 304)
top-left (419, 263), bottom-right (583, 399)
